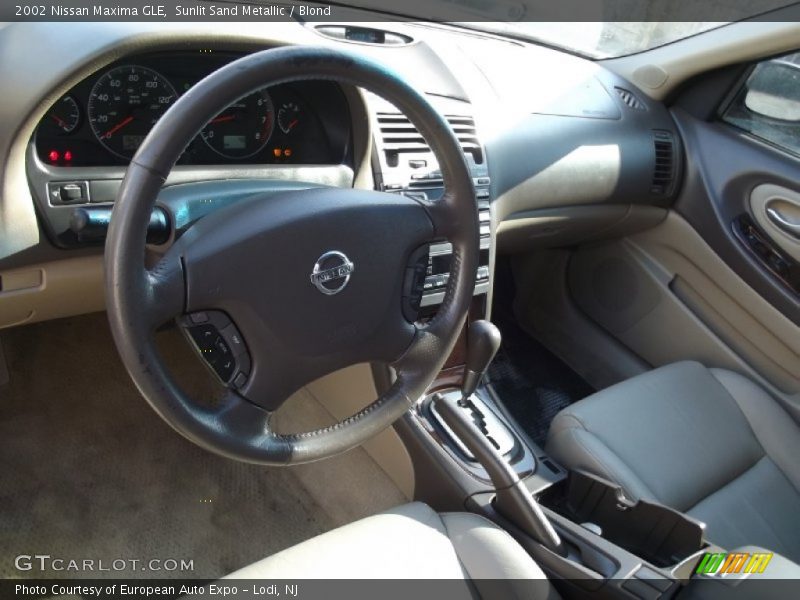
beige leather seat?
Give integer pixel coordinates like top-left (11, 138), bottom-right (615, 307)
top-left (546, 361), bottom-right (800, 562)
top-left (225, 502), bottom-right (559, 598)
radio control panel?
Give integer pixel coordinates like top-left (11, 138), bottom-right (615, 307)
top-left (392, 181), bottom-right (493, 310)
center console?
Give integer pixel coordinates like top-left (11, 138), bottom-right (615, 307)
top-left (415, 365), bottom-right (716, 599)
top-left (367, 87), bottom-right (787, 600)
top-left (369, 92), bottom-right (719, 599)
top-left (368, 92), bottom-right (492, 314)
top-left (392, 319), bottom-right (721, 600)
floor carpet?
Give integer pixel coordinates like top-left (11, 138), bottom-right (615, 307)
top-left (489, 259), bottom-right (595, 448)
top-left (0, 313), bottom-right (405, 579)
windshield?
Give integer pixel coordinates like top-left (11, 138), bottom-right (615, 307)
top-left (325, 0), bottom-right (798, 59)
top-left (458, 22), bottom-right (728, 59)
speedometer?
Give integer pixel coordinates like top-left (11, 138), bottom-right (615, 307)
top-left (200, 89), bottom-right (275, 159)
top-left (87, 65), bottom-right (177, 159)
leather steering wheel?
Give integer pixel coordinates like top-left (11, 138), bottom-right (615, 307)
top-left (105, 46), bottom-right (479, 465)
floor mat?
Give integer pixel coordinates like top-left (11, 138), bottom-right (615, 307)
top-left (489, 260), bottom-right (594, 447)
top-left (0, 313), bottom-right (405, 579)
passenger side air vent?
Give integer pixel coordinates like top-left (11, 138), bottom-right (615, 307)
top-left (615, 87), bottom-right (647, 111)
top-left (651, 130), bottom-right (676, 196)
top-left (376, 112), bottom-right (483, 167)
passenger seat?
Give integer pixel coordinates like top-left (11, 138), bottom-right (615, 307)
top-left (545, 361), bottom-right (800, 563)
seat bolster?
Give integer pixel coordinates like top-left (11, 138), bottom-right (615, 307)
top-left (711, 368), bottom-right (800, 494)
top-left (440, 512), bottom-right (560, 600)
top-left (222, 502), bottom-right (559, 598)
top-left (547, 415), bottom-right (657, 502)
top-left (441, 512), bottom-right (549, 580)
top-left (224, 502), bottom-right (468, 580)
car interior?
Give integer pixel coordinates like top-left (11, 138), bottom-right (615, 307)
top-left (1, 7), bottom-right (800, 600)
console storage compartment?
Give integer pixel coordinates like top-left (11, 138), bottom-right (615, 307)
top-left (540, 470), bottom-right (707, 568)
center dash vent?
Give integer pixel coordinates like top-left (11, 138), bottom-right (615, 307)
top-left (615, 87), bottom-right (647, 111)
top-left (376, 112), bottom-right (483, 167)
top-left (652, 130), bottom-right (676, 196)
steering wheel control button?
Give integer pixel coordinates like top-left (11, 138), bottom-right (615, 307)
top-left (182, 311), bottom-right (251, 386)
top-left (402, 246), bottom-right (429, 321)
top-left (214, 355), bottom-right (236, 383)
top-left (233, 372), bottom-right (248, 389)
top-left (188, 324), bottom-right (218, 353)
top-left (189, 312), bottom-right (209, 324)
top-left (220, 324), bottom-right (246, 357)
top-left (214, 336), bottom-right (232, 358)
top-left (310, 250), bottom-right (354, 295)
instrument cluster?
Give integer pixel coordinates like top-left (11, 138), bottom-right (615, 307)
top-left (34, 50), bottom-right (351, 167)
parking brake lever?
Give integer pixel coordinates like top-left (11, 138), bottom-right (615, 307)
top-left (434, 320), bottom-right (567, 557)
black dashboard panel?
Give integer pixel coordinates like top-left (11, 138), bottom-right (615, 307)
top-left (34, 50), bottom-right (351, 167)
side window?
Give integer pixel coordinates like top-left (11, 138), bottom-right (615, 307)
top-left (721, 51), bottom-right (800, 157)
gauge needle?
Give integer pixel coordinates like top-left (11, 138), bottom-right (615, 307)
top-left (51, 114), bottom-right (67, 128)
top-left (287, 119), bottom-right (299, 130)
top-left (103, 115), bottom-right (134, 139)
top-left (210, 115), bottom-right (236, 124)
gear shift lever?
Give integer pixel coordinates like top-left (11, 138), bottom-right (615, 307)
top-left (433, 320), bottom-right (567, 557)
top-left (461, 320), bottom-right (502, 402)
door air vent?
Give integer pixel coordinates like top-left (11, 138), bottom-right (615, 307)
top-left (376, 113), bottom-right (483, 166)
top-left (615, 87), bottom-right (647, 111)
top-left (652, 130), bottom-right (676, 196)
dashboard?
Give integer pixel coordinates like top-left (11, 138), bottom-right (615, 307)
top-left (0, 20), bottom-right (684, 329)
top-left (34, 51), bottom-right (351, 167)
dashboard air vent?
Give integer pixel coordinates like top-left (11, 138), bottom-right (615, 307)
top-left (615, 87), bottom-right (647, 111)
top-left (376, 112), bottom-right (483, 166)
top-left (652, 130), bottom-right (676, 196)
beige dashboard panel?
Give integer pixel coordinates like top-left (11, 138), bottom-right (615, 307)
top-left (0, 255), bottom-right (104, 329)
top-left (569, 211), bottom-right (800, 417)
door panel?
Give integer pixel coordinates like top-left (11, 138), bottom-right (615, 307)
top-left (569, 212), bottom-right (800, 415)
top-left (671, 108), bottom-right (800, 319)
top-left (567, 100), bottom-right (800, 417)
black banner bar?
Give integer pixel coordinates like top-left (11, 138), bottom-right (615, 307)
top-left (5, 578), bottom-right (800, 600)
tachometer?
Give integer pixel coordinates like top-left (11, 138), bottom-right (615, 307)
top-left (200, 89), bottom-right (275, 159)
top-left (87, 65), bottom-right (177, 159)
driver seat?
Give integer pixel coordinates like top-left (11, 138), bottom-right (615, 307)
top-left (224, 502), bottom-right (559, 598)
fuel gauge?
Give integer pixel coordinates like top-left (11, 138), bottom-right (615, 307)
top-left (277, 102), bottom-right (301, 134)
top-left (45, 95), bottom-right (80, 134)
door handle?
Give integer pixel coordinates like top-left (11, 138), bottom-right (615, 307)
top-left (766, 205), bottom-right (800, 239)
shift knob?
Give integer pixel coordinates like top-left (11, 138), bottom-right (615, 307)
top-left (462, 320), bottom-right (502, 400)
